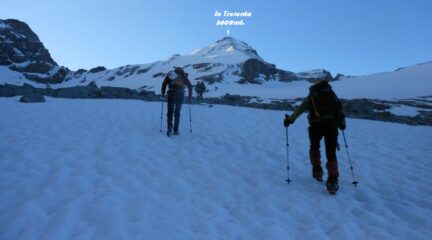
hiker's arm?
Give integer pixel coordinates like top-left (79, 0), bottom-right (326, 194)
top-left (289, 96), bottom-right (310, 122)
top-left (336, 98), bottom-right (346, 130)
top-left (161, 74), bottom-right (169, 96)
top-left (184, 77), bottom-right (193, 98)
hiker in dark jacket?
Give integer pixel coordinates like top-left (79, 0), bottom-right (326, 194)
top-left (161, 67), bottom-right (193, 136)
top-left (195, 82), bottom-right (206, 100)
top-left (201, 82), bottom-right (206, 99)
top-left (284, 80), bottom-right (346, 194)
top-left (194, 83), bottom-right (201, 99)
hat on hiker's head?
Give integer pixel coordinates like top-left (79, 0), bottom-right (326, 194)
top-left (173, 67), bottom-right (184, 74)
top-left (312, 80), bottom-right (332, 88)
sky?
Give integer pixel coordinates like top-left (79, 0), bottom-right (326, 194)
top-left (1, 0), bottom-right (431, 76)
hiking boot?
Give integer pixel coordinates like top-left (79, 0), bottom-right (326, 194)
top-left (173, 131), bottom-right (179, 136)
top-left (312, 165), bottom-right (323, 182)
top-left (167, 129), bottom-right (172, 137)
top-left (326, 177), bottom-right (339, 195)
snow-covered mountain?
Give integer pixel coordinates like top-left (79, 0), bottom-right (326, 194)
top-left (0, 19), bottom-right (69, 84)
top-left (0, 19), bottom-right (331, 91)
top-left (0, 18), bottom-right (431, 101)
top-left (331, 61), bottom-right (432, 99)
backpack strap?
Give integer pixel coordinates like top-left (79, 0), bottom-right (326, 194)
top-left (310, 95), bottom-right (321, 118)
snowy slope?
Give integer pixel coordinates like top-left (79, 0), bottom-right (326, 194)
top-left (332, 61), bottom-right (432, 100)
top-left (0, 65), bottom-right (50, 88)
top-left (208, 61), bottom-right (432, 100)
top-left (1, 97), bottom-right (431, 239)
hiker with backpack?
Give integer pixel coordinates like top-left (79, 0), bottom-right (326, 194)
top-left (284, 80), bottom-right (346, 194)
top-left (161, 67), bottom-right (193, 136)
top-left (195, 81), bottom-right (206, 100)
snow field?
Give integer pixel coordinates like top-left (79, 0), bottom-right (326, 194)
top-left (0, 97), bottom-right (431, 239)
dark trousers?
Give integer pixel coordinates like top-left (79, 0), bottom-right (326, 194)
top-left (167, 92), bottom-right (184, 132)
top-left (308, 121), bottom-right (339, 177)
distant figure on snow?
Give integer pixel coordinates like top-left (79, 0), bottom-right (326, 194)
top-left (162, 67), bottom-right (192, 136)
top-left (284, 80), bottom-right (346, 194)
top-left (195, 81), bottom-right (206, 100)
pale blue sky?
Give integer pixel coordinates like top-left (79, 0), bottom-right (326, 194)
top-left (1, 0), bottom-right (431, 75)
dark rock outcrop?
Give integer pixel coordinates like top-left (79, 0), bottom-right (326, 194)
top-left (153, 72), bottom-right (164, 78)
top-left (55, 86), bottom-right (100, 98)
top-left (75, 69), bottom-right (87, 75)
top-left (19, 93), bottom-right (45, 103)
top-left (333, 73), bottom-right (344, 81)
top-left (87, 81), bottom-right (98, 88)
top-left (238, 58), bottom-right (278, 84)
top-left (0, 19), bottom-right (71, 83)
top-left (278, 70), bottom-right (298, 82)
top-left (295, 69), bottom-right (333, 83)
top-left (23, 66), bottom-right (70, 84)
top-left (89, 66), bottom-right (106, 73)
top-left (136, 67), bottom-right (150, 75)
top-left (0, 84), bottom-right (430, 126)
top-left (192, 63), bottom-right (212, 69)
top-left (196, 73), bottom-right (224, 84)
top-left (223, 94), bottom-right (243, 102)
top-left (0, 19), bottom-right (56, 65)
top-left (237, 59), bottom-right (333, 84)
top-left (9, 61), bottom-right (52, 74)
top-left (341, 98), bottom-right (376, 118)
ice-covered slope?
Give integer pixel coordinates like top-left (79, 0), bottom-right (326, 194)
top-left (331, 61), bottom-right (432, 100)
top-left (223, 61), bottom-right (432, 100)
top-left (1, 97), bottom-right (431, 239)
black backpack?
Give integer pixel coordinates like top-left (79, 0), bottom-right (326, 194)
top-left (309, 81), bottom-right (341, 120)
top-left (168, 71), bottom-right (186, 90)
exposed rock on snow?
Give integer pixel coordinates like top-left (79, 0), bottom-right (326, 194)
top-left (295, 69), bottom-right (333, 82)
top-left (238, 59), bottom-right (277, 84)
top-left (0, 19), bottom-right (70, 83)
top-left (196, 72), bottom-right (224, 84)
top-left (89, 66), bottom-right (107, 73)
top-left (0, 19), bottom-right (55, 65)
top-left (342, 98), bottom-right (376, 118)
top-left (19, 93), bottom-right (45, 103)
top-left (2, 83), bottom-right (430, 125)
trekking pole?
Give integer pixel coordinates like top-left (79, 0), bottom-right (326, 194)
top-left (159, 99), bottom-right (164, 133)
top-left (342, 130), bottom-right (359, 187)
top-left (285, 114), bottom-right (292, 184)
top-left (189, 99), bottom-right (192, 133)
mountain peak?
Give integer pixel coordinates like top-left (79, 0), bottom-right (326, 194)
top-left (215, 36), bottom-right (241, 44)
top-left (189, 37), bottom-right (262, 62)
top-left (0, 18), bottom-right (55, 65)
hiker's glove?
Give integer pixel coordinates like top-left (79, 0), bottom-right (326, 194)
top-left (284, 117), bottom-right (294, 127)
top-left (338, 121), bottom-right (346, 130)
